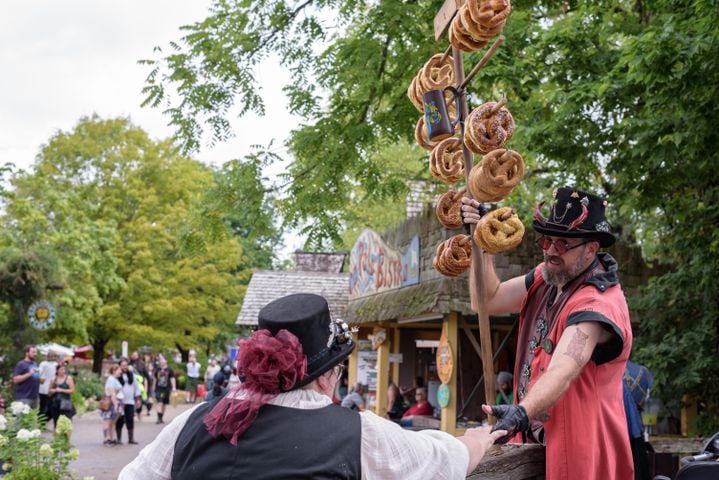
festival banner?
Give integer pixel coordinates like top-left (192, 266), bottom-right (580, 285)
top-left (349, 229), bottom-right (420, 299)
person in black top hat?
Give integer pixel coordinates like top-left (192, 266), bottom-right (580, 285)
top-left (119, 293), bottom-right (506, 479)
top-left (461, 187), bottom-right (634, 479)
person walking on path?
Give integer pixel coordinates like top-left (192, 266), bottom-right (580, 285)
top-left (116, 358), bottom-right (141, 445)
top-left (49, 363), bottom-right (76, 431)
top-left (38, 351), bottom-right (58, 419)
top-left (103, 364), bottom-right (123, 446)
top-left (461, 187), bottom-right (634, 480)
top-left (119, 293), bottom-right (505, 479)
top-left (12, 345), bottom-right (40, 409)
top-left (204, 358), bottom-right (220, 391)
top-left (154, 357), bottom-right (176, 424)
top-left (185, 353), bottom-right (201, 404)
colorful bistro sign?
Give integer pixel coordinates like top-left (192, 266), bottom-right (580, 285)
top-left (349, 229), bottom-right (420, 299)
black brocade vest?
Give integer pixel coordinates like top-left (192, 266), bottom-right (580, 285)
top-left (171, 401), bottom-right (362, 480)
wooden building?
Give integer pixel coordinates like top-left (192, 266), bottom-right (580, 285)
top-left (344, 203), bottom-right (652, 435)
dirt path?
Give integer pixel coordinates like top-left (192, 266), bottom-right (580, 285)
top-left (68, 402), bottom-right (195, 479)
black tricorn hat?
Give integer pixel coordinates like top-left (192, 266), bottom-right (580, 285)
top-left (258, 293), bottom-right (355, 390)
top-left (532, 187), bottom-right (616, 247)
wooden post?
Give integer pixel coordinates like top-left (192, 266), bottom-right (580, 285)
top-left (391, 327), bottom-right (401, 384)
top-left (440, 311), bottom-right (460, 434)
top-left (348, 342), bottom-right (358, 388)
top-left (375, 336), bottom-right (390, 417)
top-left (451, 46), bottom-right (497, 410)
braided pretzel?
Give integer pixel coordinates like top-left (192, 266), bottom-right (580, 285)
top-left (416, 111), bottom-right (460, 152)
top-left (464, 102), bottom-right (515, 154)
top-left (473, 207), bottom-right (525, 254)
top-left (460, 3), bottom-right (502, 43)
top-left (466, 0), bottom-right (511, 33)
top-left (430, 138), bottom-right (465, 184)
top-left (408, 53), bottom-right (456, 112)
top-left (418, 54), bottom-right (455, 92)
top-left (407, 73), bottom-right (424, 111)
top-left (467, 149), bottom-right (524, 201)
top-left (433, 234), bottom-right (472, 277)
top-left (415, 116), bottom-right (440, 151)
top-left (435, 188), bottom-right (466, 229)
top-left (449, 8), bottom-right (488, 52)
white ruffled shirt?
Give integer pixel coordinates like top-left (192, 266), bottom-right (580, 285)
top-left (119, 389), bottom-right (469, 480)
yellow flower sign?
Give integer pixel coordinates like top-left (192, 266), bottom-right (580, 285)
top-left (27, 300), bottom-right (56, 330)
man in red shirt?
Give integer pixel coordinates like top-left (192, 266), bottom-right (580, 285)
top-left (461, 187), bottom-right (634, 480)
top-left (400, 387), bottom-right (434, 427)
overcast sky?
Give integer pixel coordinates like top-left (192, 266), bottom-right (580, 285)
top-left (0, 0), bottom-right (305, 254)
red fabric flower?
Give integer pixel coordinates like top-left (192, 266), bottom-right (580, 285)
top-left (204, 329), bottom-right (307, 445)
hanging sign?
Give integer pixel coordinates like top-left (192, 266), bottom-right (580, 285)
top-left (371, 327), bottom-right (387, 350)
top-left (437, 322), bottom-right (454, 384)
top-left (437, 383), bottom-right (450, 408)
top-left (349, 230), bottom-right (420, 299)
top-left (27, 300), bottom-right (56, 330)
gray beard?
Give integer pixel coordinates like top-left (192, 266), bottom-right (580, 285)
top-left (541, 255), bottom-right (588, 287)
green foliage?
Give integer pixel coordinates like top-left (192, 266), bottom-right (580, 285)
top-left (0, 116), bottom-right (256, 370)
top-left (0, 403), bottom-right (77, 479)
top-left (73, 370), bottom-right (104, 402)
top-left (0, 250), bottom-right (63, 372)
top-left (146, 0), bottom-right (719, 433)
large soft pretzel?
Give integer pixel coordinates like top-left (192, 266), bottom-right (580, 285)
top-left (464, 102), bottom-right (515, 154)
top-left (449, 8), bottom-right (488, 52)
top-left (415, 116), bottom-right (439, 151)
top-left (459, 3), bottom-right (502, 43)
top-left (418, 53), bottom-right (455, 92)
top-left (433, 234), bottom-right (472, 277)
top-left (408, 54), bottom-right (455, 112)
top-left (473, 207), bottom-right (525, 254)
top-left (468, 149), bottom-right (524, 201)
top-left (466, 0), bottom-right (511, 32)
top-left (430, 138), bottom-right (465, 184)
top-left (415, 111), bottom-right (460, 152)
top-left (407, 72), bottom-right (425, 111)
top-left (435, 188), bottom-right (466, 229)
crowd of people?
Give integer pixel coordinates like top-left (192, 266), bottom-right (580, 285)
top-left (12, 345), bottom-right (76, 433)
top-left (7, 186), bottom-right (663, 479)
top-left (99, 350), bottom-right (240, 447)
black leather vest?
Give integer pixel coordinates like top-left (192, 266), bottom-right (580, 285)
top-left (171, 400), bottom-right (362, 479)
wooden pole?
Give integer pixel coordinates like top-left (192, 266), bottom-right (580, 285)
top-left (375, 337), bottom-right (390, 417)
top-left (452, 46), bottom-right (497, 413)
top-left (440, 312), bottom-right (459, 435)
top-left (460, 35), bottom-right (505, 90)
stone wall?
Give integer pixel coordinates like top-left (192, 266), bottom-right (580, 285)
top-left (378, 202), bottom-right (656, 323)
top-left (294, 251), bottom-right (347, 273)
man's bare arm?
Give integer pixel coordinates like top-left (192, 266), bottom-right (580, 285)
top-left (468, 252), bottom-right (526, 315)
top-left (519, 322), bottom-right (605, 419)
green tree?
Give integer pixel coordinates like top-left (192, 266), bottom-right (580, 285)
top-left (145, 0), bottom-right (719, 432)
top-left (2, 117), bottom-right (246, 372)
top-left (0, 248), bottom-right (63, 378)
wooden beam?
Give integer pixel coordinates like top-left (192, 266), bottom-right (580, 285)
top-left (375, 337), bottom-right (390, 418)
top-left (440, 311), bottom-right (459, 435)
top-left (391, 327), bottom-right (401, 384)
top-left (433, 0), bottom-right (462, 40)
top-left (468, 444), bottom-right (545, 479)
top-left (460, 318), bottom-right (483, 358)
top-left (451, 44), bottom-right (497, 410)
top-left (347, 343), bottom-right (358, 388)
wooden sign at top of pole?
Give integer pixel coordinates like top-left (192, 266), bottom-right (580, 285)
top-left (433, 1), bottom-right (497, 413)
top-left (433, 0), bottom-right (463, 40)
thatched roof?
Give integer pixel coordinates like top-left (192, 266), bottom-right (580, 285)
top-left (346, 276), bottom-right (473, 324)
top-left (236, 270), bottom-right (349, 325)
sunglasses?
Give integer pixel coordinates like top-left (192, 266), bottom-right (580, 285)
top-left (535, 236), bottom-right (590, 255)
top-left (333, 364), bottom-right (346, 378)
